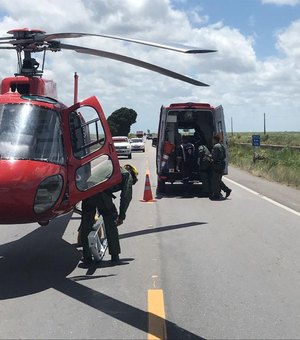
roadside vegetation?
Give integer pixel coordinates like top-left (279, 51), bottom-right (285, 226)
top-left (227, 132), bottom-right (300, 190)
top-left (107, 107), bottom-right (137, 136)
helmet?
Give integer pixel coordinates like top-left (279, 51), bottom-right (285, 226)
top-left (123, 164), bottom-right (138, 185)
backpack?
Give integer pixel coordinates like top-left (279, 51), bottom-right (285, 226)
top-left (197, 145), bottom-right (212, 170)
top-left (180, 142), bottom-right (195, 162)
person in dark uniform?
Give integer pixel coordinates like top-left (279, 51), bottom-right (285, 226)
top-left (197, 144), bottom-right (213, 196)
top-left (176, 136), bottom-right (196, 189)
top-left (80, 164), bottom-right (138, 263)
top-left (210, 135), bottom-right (231, 200)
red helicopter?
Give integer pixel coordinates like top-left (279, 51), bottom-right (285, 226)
top-left (0, 28), bottom-right (215, 226)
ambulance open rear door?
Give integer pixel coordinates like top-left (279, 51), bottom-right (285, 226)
top-left (214, 105), bottom-right (228, 175)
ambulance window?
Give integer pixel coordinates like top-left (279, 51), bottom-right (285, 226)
top-left (69, 106), bottom-right (105, 159)
top-left (166, 112), bottom-right (177, 122)
top-left (75, 154), bottom-right (113, 191)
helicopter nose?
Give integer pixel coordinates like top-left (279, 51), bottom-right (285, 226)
top-left (0, 160), bottom-right (64, 224)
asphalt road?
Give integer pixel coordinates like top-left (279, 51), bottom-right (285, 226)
top-left (0, 140), bottom-right (300, 339)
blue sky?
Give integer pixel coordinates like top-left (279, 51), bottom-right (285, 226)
top-left (0, 0), bottom-right (299, 132)
top-left (173, 0), bottom-right (300, 58)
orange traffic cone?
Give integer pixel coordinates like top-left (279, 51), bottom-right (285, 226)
top-left (140, 174), bottom-right (156, 202)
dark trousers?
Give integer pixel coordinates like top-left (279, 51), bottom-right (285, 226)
top-left (211, 171), bottom-right (230, 196)
top-left (199, 170), bottom-right (211, 194)
top-left (221, 180), bottom-right (230, 193)
top-left (211, 170), bottom-right (222, 196)
top-left (182, 160), bottom-right (194, 184)
top-left (80, 192), bottom-right (120, 260)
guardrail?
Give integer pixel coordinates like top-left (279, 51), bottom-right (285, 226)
top-left (232, 142), bottom-right (300, 151)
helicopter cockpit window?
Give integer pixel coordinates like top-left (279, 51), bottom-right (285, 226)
top-left (0, 103), bottom-right (65, 164)
top-left (69, 106), bottom-right (105, 159)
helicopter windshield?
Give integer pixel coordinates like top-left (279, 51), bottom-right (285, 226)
top-left (0, 103), bottom-right (65, 164)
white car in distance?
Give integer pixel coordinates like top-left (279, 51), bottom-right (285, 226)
top-left (130, 138), bottom-right (145, 152)
top-left (112, 136), bottom-right (132, 159)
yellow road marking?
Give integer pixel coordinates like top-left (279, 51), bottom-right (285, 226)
top-left (148, 289), bottom-right (167, 340)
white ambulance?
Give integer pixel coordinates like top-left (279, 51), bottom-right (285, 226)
top-left (155, 102), bottom-right (227, 193)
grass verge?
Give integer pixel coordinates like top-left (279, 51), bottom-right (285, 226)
top-left (227, 133), bottom-right (300, 190)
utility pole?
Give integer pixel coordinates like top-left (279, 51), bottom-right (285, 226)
top-left (231, 117), bottom-right (233, 136)
top-left (263, 113), bottom-right (266, 134)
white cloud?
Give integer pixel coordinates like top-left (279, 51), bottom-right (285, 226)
top-left (0, 0), bottom-right (299, 132)
top-left (276, 19), bottom-right (300, 61)
top-left (262, 0), bottom-right (299, 6)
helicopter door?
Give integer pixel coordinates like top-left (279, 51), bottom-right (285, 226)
top-left (63, 96), bottom-right (121, 207)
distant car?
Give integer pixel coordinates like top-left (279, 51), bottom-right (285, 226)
top-left (146, 134), bottom-right (153, 140)
top-left (112, 136), bottom-right (132, 159)
top-left (130, 138), bottom-right (145, 152)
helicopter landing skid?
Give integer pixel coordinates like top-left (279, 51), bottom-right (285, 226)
top-left (87, 215), bottom-right (108, 262)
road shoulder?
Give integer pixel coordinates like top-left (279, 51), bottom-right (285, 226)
top-left (225, 165), bottom-right (300, 213)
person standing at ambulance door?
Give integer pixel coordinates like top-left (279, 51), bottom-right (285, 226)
top-left (197, 144), bottom-right (213, 196)
top-left (210, 135), bottom-right (231, 200)
top-left (178, 137), bottom-right (196, 190)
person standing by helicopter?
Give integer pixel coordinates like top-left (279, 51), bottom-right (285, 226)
top-left (80, 164), bottom-right (138, 264)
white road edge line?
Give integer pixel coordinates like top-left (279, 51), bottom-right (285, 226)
top-left (224, 177), bottom-right (300, 217)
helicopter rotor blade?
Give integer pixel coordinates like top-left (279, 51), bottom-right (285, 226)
top-left (0, 32), bottom-right (216, 54)
top-left (60, 42), bottom-right (209, 86)
top-left (42, 32), bottom-right (217, 54)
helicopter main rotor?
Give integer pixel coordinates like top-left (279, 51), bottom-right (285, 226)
top-left (0, 28), bottom-right (216, 85)
top-left (0, 29), bottom-right (62, 76)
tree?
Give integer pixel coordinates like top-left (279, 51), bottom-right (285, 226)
top-left (107, 107), bottom-right (137, 136)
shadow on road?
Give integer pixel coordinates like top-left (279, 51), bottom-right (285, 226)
top-left (120, 221), bottom-right (207, 240)
top-left (156, 183), bottom-right (209, 199)
top-left (0, 214), bottom-right (205, 339)
top-left (0, 212), bottom-right (79, 299)
top-left (56, 278), bottom-right (205, 339)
